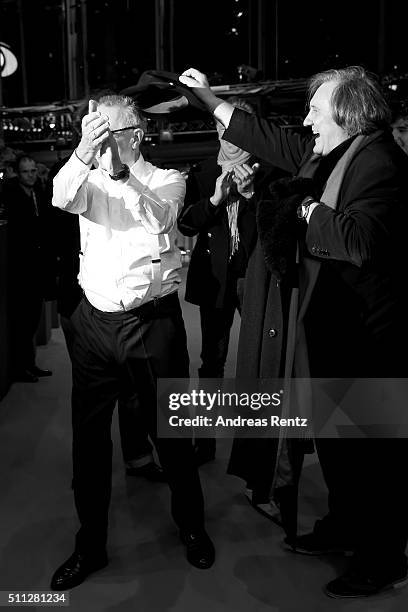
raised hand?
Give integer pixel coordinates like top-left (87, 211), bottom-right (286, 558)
top-left (233, 162), bottom-right (260, 198)
top-left (76, 99), bottom-right (110, 166)
top-left (210, 170), bottom-right (234, 206)
top-left (179, 67), bottom-right (228, 118)
top-left (179, 68), bottom-right (210, 89)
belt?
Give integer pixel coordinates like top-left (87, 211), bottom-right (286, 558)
top-left (83, 291), bottom-right (179, 321)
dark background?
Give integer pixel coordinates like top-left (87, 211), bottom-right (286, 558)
top-left (1, 0), bottom-right (407, 106)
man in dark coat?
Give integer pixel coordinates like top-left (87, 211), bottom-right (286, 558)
top-left (179, 65), bottom-right (408, 598)
top-left (1, 155), bottom-right (54, 382)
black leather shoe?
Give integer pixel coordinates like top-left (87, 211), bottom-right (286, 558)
top-left (50, 551), bottom-right (108, 591)
top-left (31, 366), bottom-right (53, 377)
top-left (14, 369), bottom-right (39, 383)
top-left (180, 529), bottom-right (215, 569)
top-left (125, 462), bottom-right (167, 482)
top-left (324, 567), bottom-right (408, 598)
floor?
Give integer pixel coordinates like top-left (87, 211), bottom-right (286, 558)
top-left (0, 269), bottom-right (407, 611)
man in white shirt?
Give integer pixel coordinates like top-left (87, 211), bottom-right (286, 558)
top-left (50, 95), bottom-right (214, 591)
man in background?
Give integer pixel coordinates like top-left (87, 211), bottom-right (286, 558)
top-left (392, 103), bottom-right (408, 155)
top-left (1, 154), bottom-right (53, 382)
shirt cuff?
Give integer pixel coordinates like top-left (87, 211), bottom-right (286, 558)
top-left (68, 150), bottom-right (92, 176)
top-left (306, 202), bottom-right (320, 224)
top-left (214, 102), bottom-right (234, 129)
top-left (122, 173), bottom-right (147, 220)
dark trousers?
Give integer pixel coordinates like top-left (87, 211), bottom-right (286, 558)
top-left (315, 438), bottom-right (408, 572)
top-left (61, 313), bottom-right (153, 466)
top-left (117, 397), bottom-right (153, 466)
top-left (305, 307), bottom-right (408, 573)
top-left (10, 287), bottom-right (43, 373)
top-left (196, 278), bottom-right (243, 455)
top-left (69, 293), bottom-right (204, 554)
top-left (198, 278), bottom-right (244, 379)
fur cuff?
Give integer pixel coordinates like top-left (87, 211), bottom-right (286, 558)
top-left (257, 177), bottom-right (317, 278)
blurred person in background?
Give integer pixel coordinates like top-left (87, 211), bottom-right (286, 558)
top-left (36, 162), bottom-right (50, 189)
top-left (392, 103), bottom-right (408, 155)
top-left (1, 154), bottom-right (54, 382)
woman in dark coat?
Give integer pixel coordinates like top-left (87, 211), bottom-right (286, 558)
top-left (178, 97), bottom-right (270, 465)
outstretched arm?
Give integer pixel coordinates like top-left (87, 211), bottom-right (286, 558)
top-left (179, 67), bottom-right (312, 172)
top-left (179, 68), bottom-right (233, 127)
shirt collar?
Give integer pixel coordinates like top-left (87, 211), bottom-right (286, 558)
top-left (97, 152), bottom-right (147, 178)
top-left (129, 152), bottom-right (146, 177)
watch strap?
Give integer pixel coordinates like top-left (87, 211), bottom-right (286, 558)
top-left (297, 195), bottom-right (316, 219)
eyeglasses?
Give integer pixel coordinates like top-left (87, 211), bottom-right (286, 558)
top-left (110, 125), bottom-right (141, 134)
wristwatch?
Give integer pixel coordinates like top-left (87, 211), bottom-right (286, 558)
top-left (297, 195), bottom-right (316, 220)
top-left (109, 163), bottom-right (130, 181)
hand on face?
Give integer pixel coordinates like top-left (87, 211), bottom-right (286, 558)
top-left (82, 100), bottom-right (110, 149)
top-left (76, 100), bottom-right (110, 165)
top-left (96, 132), bottom-right (122, 173)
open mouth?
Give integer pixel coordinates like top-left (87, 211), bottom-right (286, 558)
top-left (313, 132), bottom-right (320, 139)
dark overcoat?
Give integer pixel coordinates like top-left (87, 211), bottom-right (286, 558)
top-left (226, 111), bottom-right (408, 537)
top-left (1, 178), bottom-right (56, 298)
top-left (224, 110), bottom-right (408, 379)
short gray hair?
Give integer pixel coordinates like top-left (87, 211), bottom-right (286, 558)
top-left (308, 66), bottom-right (391, 136)
top-left (97, 94), bottom-right (147, 131)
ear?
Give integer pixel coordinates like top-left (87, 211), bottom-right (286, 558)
top-left (131, 128), bottom-right (144, 149)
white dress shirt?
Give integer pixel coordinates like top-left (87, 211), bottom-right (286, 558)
top-left (52, 152), bottom-right (185, 312)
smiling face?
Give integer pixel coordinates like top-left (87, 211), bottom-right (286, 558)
top-left (303, 80), bottom-right (349, 156)
top-left (392, 117), bottom-right (408, 156)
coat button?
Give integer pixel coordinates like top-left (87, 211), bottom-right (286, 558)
top-left (206, 249), bottom-right (210, 254)
top-left (207, 232), bottom-right (212, 238)
top-left (311, 245), bottom-right (317, 254)
top-left (268, 328), bottom-right (278, 337)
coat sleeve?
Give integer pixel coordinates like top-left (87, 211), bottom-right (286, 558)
top-left (177, 165), bottom-right (223, 237)
top-left (223, 108), bottom-right (312, 174)
top-left (305, 155), bottom-right (404, 268)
